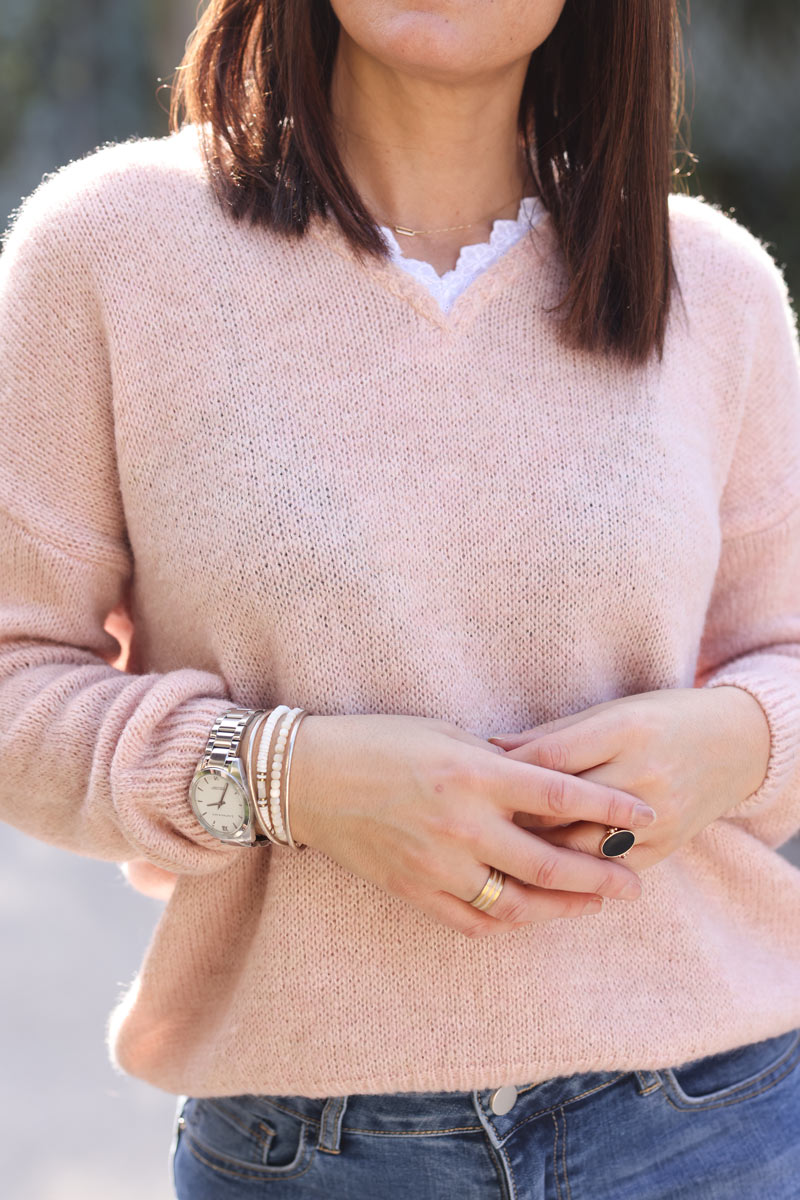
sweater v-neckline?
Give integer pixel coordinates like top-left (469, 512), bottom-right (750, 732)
top-left (307, 206), bottom-right (555, 334)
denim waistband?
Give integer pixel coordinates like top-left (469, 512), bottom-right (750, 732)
top-left (238, 1064), bottom-right (649, 1153)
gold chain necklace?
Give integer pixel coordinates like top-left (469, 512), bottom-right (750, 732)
top-left (377, 188), bottom-right (527, 238)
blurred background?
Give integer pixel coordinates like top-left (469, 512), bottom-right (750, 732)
top-left (1, 2), bottom-right (799, 1197)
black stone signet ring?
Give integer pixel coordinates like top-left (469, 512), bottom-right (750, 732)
top-left (600, 827), bottom-right (636, 858)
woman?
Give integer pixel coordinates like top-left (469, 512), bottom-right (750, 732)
top-left (1, 1), bottom-right (799, 1196)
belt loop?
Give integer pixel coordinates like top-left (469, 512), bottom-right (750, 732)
top-left (633, 1069), bottom-right (663, 1095)
top-left (317, 1096), bottom-right (349, 1154)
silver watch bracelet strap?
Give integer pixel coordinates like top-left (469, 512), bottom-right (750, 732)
top-left (203, 707), bottom-right (263, 769)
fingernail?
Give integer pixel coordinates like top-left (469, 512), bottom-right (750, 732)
top-left (633, 803), bottom-right (657, 825)
top-left (621, 881), bottom-right (642, 899)
top-left (582, 898), bottom-right (603, 914)
top-left (488, 734), bottom-right (514, 743)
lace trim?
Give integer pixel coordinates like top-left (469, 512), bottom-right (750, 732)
top-left (378, 195), bottom-right (547, 313)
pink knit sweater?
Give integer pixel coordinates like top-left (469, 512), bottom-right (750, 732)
top-left (1, 124), bottom-right (799, 1100)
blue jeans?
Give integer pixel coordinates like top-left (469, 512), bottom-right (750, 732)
top-left (169, 1025), bottom-right (800, 1198)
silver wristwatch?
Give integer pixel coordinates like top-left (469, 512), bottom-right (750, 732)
top-left (189, 707), bottom-right (268, 846)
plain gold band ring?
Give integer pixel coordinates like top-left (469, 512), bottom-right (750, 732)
top-left (469, 867), bottom-right (506, 911)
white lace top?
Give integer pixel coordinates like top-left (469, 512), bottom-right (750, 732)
top-left (378, 194), bottom-right (548, 313)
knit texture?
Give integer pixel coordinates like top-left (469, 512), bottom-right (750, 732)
top-left (1, 123), bottom-right (799, 1100)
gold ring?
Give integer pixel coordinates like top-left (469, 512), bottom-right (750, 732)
top-left (469, 867), bottom-right (506, 911)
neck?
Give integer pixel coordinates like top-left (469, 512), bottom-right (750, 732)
top-left (328, 27), bottom-right (535, 242)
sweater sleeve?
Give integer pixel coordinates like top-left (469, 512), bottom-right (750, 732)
top-left (693, 239), bottom-right (800, 850)
top-left (0, 174), bottom-right (243, 876)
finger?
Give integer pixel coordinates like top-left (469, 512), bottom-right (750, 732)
top-left (483, 818), bottom-right (642, 900)
top-left (488, 701), bottom-right (624, 748)
top-left (499, 714), bottom-right (622, 776)
top-left (512, 760), bottom-right (650, 828)
top-left (413, 887), bottom-right (523, 937)
top-left (497, 755), bottom-right (656, 828)
top-left (529, 820), bottom-right (644, 860)
top-left (512, 811), bottom-right (583, 829)
top-left (461, 860), bottom-right (609, 917)
top-left (435, 869), bottom-right (607, 934)
top-left (488, 715), bottom-right (585, 749)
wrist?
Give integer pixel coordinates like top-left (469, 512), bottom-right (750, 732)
top-left (239, 706), bottom-right (314, 848)
top-left (712, 684), bottom-right (772, 811)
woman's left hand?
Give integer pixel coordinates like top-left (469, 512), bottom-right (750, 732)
top-left (488, 686), bottom-right (771, 870)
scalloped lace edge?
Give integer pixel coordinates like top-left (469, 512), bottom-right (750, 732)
top-left (379, 195), bottom-right (547, 313)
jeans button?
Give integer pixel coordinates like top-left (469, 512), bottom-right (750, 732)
top-left (490, 1085), bottom-right (518, 1115)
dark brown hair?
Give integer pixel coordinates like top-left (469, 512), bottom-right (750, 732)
top-left (169, 0), bottom-right (691, 364)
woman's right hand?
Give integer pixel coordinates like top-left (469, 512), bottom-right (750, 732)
top-left (286, 714), bottom-right (655, 938)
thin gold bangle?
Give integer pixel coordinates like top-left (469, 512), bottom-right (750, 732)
top-left (282, 710), bottom-right (309, 850)
top-left (243, 710), bottom-right (271, 840)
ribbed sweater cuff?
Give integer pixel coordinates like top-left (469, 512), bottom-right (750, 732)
top-left (702, 667), bottom-right (800, 819)
top-left (111, 689), bottom-right (241, 869)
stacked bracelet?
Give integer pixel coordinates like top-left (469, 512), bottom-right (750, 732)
top-left (252, 705), bottom-right (289, 844)
top-left (243, 708), bottom-right (271, 826)
top-left (282, 709), bottom-right (308, 850)
top-left (268, 707), bottom-right (305, 845)
top-left (252, 705), bottom-right (308, 849)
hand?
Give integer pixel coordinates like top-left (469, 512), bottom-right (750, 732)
top-left (489, 686), bottom-right (771, 870)
top-left (287, 713), bottom-right (656, 939)
top-left (121, 858), bottom-right (178, 901)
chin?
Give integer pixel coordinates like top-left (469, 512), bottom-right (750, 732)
top-left (346, 5), bottom-right (502, 81)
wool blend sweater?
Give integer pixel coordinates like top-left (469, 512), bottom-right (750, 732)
top-left (1, 124), bottom-right (800, 1101)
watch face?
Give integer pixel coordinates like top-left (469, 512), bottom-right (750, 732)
top-left (191, 769), bottom-right (248, 837)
